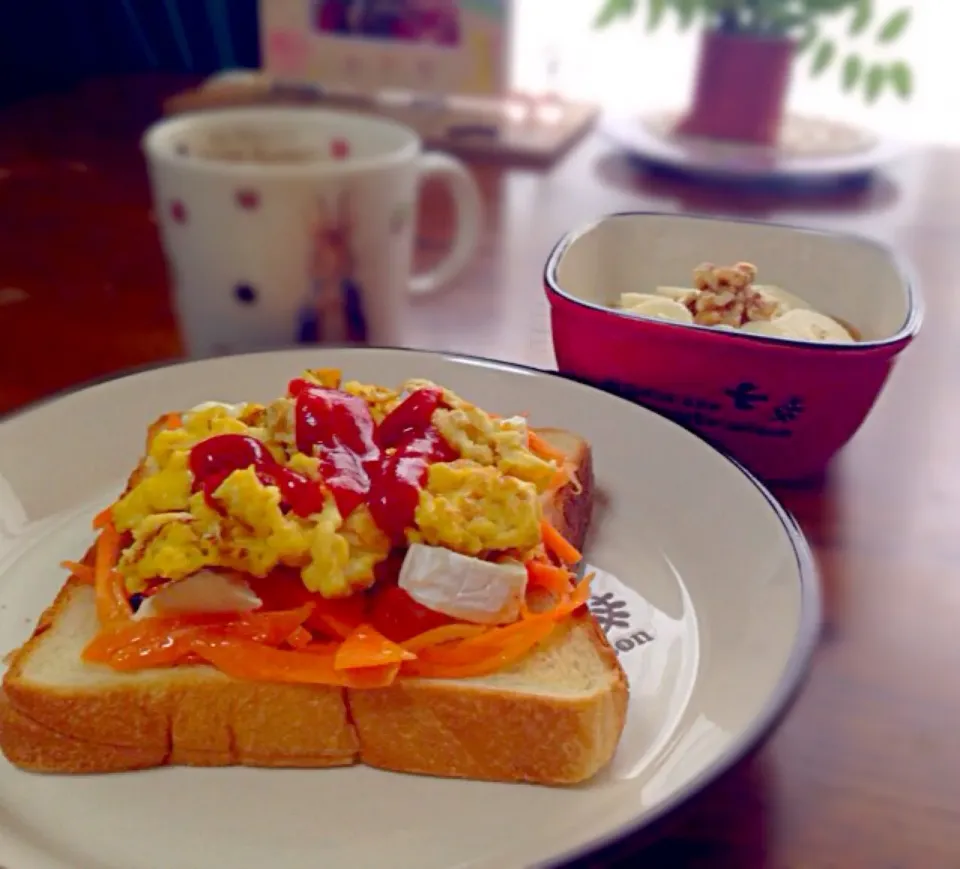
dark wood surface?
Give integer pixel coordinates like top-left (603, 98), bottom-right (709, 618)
top-left (2, 75), bottom-right (959, 869)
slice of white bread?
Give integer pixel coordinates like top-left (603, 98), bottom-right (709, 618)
top-left (0, 428), bottom-right (629, 783)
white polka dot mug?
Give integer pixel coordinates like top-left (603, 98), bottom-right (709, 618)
top-left (142, 106), bottom-right (482, 357)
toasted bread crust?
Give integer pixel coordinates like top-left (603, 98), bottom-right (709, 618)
top-left (536, 427), bottom-right (594, 553)
top-left (3, 581), bottom-right (358, 772)
top-left (0, 427), bottom-right (628, 782)
top-left (350, 612), bottom-right (627, 785)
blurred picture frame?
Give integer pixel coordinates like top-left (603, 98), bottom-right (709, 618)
top-left (260, 0), bottom-right (511, 97)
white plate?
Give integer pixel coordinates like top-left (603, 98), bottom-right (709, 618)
top-left (0, 348), bottom-right (819, 869)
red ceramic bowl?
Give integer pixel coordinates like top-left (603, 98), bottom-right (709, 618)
top-left (545, 213), bottom-right (923, 482)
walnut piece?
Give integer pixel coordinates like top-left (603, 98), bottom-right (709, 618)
top-left (688, 261), bottom-right (774, 328)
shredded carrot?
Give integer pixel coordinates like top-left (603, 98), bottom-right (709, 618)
top-left (87, 627), bottom-right (197, 670)
top-left (308, 596), bottom-right (367, 640)
top-left (401, 623), bottom-right (489, 653)
top-left (191, 636), bottom-right (400, 687)
top-left (527, 430), bottom-right (569, 463)
top-left (81, 571), bottom-right (594, 681)
top-left (61, 560), bottom-right (95, 584)
top-left (286, 626), bottom-right (313, 649)
top-left (414, 620), bottom-right (551, 667)
top-left (93, 523), bottom-right (132, 625)
top-left (405, 574), bottom-right (594, 676)
top-left (163, 412), bottom-right (183, 429)
top-left (297, 640), bottom-right (341, 656)
top-left (566, 573), bottom-right (593, 611)
top-left (525, 560), bottom-right (574, 598)
top-left (335, 623), bottom-right (416, 670)
top-left (540, 519), bottom-right (582, 566)
top-left (548, 465), bottom-right (570, 491)
top-left (92, 506), bottom-right (113, 530)
top-left (78, 497), bottom-right (595, 684)
top-left (405, 619), bottom-right (558, 679)
top-left (83, 605), bottom-right (315, 668)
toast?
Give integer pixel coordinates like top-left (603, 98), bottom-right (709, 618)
top-left (0, 427), bottom-right (628, 784)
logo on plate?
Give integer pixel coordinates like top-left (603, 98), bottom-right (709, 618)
top-left (588, 590), bottom-right (655, 657)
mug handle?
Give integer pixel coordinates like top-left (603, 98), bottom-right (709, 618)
top-left (408, 153), bottom-right (483, 296)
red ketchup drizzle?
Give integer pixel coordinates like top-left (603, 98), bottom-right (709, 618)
top-left (375, 386), bottom-right (445, 449)
top-left (288, 381), bottom-right (454, 539)
top-left (368, 427), bottom-right (457, 544)
top-left (188, 433), bottom-right (325, 518)
top-left (290, 382), bottom-right (381, 517)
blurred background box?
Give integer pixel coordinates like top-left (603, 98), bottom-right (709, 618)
top-left (0, 0), bottom-right (260, 106)
top-left (260, 0), bottom-right (512, 97)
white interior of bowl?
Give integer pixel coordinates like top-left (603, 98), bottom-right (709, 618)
top-left (0, 348), bottom-right (817, 869)
top-left (552, 214), bottom-right (912, 342)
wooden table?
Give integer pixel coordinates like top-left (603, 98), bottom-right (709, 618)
top-left (2, 75), bottom-right (959, 868)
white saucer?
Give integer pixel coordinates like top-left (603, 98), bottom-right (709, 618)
top-left (602, 109), bottom-right (906, 188)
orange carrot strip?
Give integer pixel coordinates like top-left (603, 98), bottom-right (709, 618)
top-left (409, 574), bottom-right (595, 675)
top-left (525, 560), bottom-right (574, 598)
top-left (83, 605), bottom-right (315, 667)
top-left (548, 466), bottom-right (570, 491)
top-left (416, 609), bottom-right (561, 665)
top-left (163, 412), bottom-right (183, 429)
top-left (428, 571), bottom-right (592, 659)
top-left (93, 524), bottom-right (132, 625)
top-left (417, 618), bottom-right (549, 665)
top-left (540, 519), bottom-right (582, 566)
top-left (312, 611), bottom-right (362, 640)
top-left (527, 430), bottom-right (569, 463)
top-left (92, 506), bottom-right (113, 530)
top-left (401, 623), bottom-right (490, 653)
top-left (335, 623), bottom-right (416, 670)
top-left (286, 626), bottom-right (313, 649)
top-left (61, 560), bottom-right (95, 584)
top-left (94, 629), bottom-right (198, 670)
top-left (304, 594), bottom-right (369, 640)
top-left (190, 636), bottom-right (400, 687)
top-left (544, 572), bottom-right (592, 621)
top-left (404, 619), bottom-right (557, 679)
top-left (298, 640), bottom-right (341, 656)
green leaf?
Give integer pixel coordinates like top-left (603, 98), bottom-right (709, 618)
top-left (672, 0), bottom-right (700, 30)
top-left (647, 0), bottom-right (668, 30)
top-left (766, 12), bottom-right (811, 37)
top-left (796, 22), bottom-right (819, 53)
top-left (889, 61), bottom-right (913, 99)
top-left (802, 0), bottom-right (860, 12)
top-left (594, 0), bottom-right (636, 29)
top-left (876, 8), bottom-right (911, 44)
top-left (848, 0), bottom-right (872, 36)
top-left (841, 54), bottom-right (863, 91)
top-left (810, 40), bottom-right (836, 77)
top-left (864, 64), bottom-right (886, 103)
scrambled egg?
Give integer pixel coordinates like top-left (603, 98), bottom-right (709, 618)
top-left (111, 402), bottom-right (388, 598)
top-left (301, 367), bottom-right (343, 389)
top-left (303, 505), bottom-right (392, 596)
top-left (262, 398), bottom-right (296, 453)
top-left (433, 403), bottom-right (558, 493)
top-left (108, 371), bottom-right (566, 601)
top-left (341, 381), bottom-right (402, 424)
top-left (413, 460), bottom-right (542, 557)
